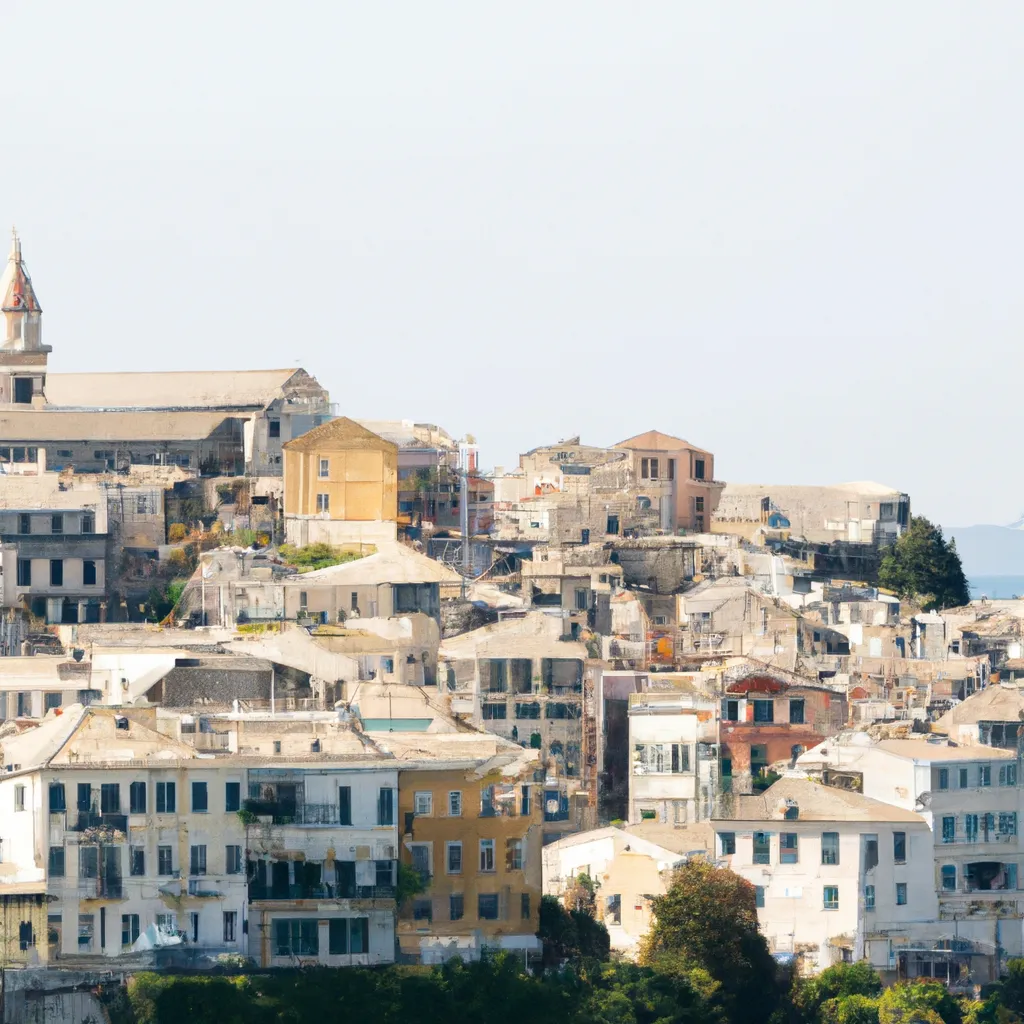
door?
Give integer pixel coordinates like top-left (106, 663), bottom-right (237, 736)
top-left (271, 860), bottom-right (290, 899)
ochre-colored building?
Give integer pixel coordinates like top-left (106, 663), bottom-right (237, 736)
top-left (283, 417), bottom-right (399, 546)
top-left (397, 757), bottom-right (543, 963)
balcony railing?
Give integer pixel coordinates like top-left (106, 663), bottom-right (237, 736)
top-left (73, 812), bottom-right (128, 833)
top-left (248, 883), bottom-right (396, 901)
top-left (242, 800), bottom-right (342, 826)
top-left (80, 878), bottom-right (124, 900)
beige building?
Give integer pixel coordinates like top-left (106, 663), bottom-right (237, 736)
top-left (283, 417), bottom-right (398, 546)
top-left (397, 744), bottom-right (543, 963)
top-left (542, 822), bottom-right (712, 955)
top-left (615, 430), bottom-right (722, 533)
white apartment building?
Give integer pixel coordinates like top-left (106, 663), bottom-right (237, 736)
top-left (628, 696), bottom-right (709, 825)
top-left (714, 777), bottom-right (937, 977)
top-left (0, 705), bottom-right (248, 964)
top-left (798, 735), bottom-right (1024, 981)
top-left (245, 764), bottom-right (398, 967)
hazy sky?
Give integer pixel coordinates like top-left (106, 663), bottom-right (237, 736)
top-left (5, 4), bottom-right (1020, 528)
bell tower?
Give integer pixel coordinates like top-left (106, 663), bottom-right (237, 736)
top-left (0, 230), bottom-right (50, 405)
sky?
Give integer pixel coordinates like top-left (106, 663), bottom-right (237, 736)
top-left (4, 3), bottom-right (1021, 528)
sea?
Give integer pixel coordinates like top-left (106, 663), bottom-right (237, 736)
top-left (969, 575), bottom-right (1024, 600)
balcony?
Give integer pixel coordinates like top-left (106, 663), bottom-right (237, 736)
top-left (72, 812), bottom-right (128, 833)
top-left (80, 878), bottom-right (124, 900)
top-left (248, 882), bottom-right (395, 902)
top-left (242, 799), bottom-right (341, 826)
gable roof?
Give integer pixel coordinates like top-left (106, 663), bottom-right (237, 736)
top-left (45, 369), bottom-right (312, 411)
top-left (0, 408), bottom-right (234, 442)
top-left (294, 543), bottom-right (461, 585)
top-left (716, 776), bottom-right (927, 823)
top-left (616, 430), bottom-right (711, 455)
top-left (934, 684), bottom-right (1024, 731)
top-left (284, 416), bottom-right (396, 454)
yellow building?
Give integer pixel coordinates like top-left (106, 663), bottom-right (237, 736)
top-left (283, 417), bottom-right (399, 546)
top-left (398, 756), bottom-right (543, 964)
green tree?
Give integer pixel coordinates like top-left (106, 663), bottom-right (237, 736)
top-left (798, 961), bottom-right (883, 1024)
top-left (878, 516), bottom-right (970, 610)
top-left (877, 980), bottom-right (962, 1024)
top-left (638, 860), bottom-right (781, 1024)
top-left (539, 893), bottom-right (611, 966)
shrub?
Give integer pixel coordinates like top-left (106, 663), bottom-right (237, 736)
top-left (168, 523), bottom-right (187, 543)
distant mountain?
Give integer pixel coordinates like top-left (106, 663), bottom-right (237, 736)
top-left (946, 520), bottom-right (1024, 576)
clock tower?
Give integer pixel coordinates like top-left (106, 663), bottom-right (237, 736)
top-left (0, 230), bottom-right (50, 405)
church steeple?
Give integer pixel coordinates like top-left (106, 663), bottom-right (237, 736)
top-left (1, 229), bottom-right (46, 353)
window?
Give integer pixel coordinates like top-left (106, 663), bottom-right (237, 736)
top-left (274, 919), bottom-right (319, 956)
top-left (942, 817), bottom-right (956, 843)
top-left (482, 703), bottom-right (507, 720)
top-left (121, 914), bottom-right (140, 949)
top-left (338, 786), bottom-right (352, 826)
top-left (158, 846), bottom-right (173, 875)
top-left (789, 700), bottom-right (805, 725)
top-left (82, 514), bottom-right (94, 534)
top-left (893, 832), bottom-right (907, 864)
top-left (965, 814), bottom-right (979, 842)
top-left (328, 917), bottom-right (347, 953)
top-left (780, 833), bottom-right (799, 864)
top-left (51, 514), bottom-right (63, 534)
top-left (19, 514), bottom-right (30, 534)
top-left (268, 420), bottom-right (280, 438)
top-left (694, 458), bottom-right (706, 480)
top-left (521, 785), bottom-right (532, 817)
top-left (446, 842), bottom-right (463, 874)
top-left (1001, 764), bottom-right (1018, 787)
top-left (273, 741), bottom-right (282, 754)
top-left (50, 559), bottom-right (63, 587)
top-left (156, 781), bottom-right (175, 813)
top-left (225, 781), bottom-right (240, 812)
top-left (821, 832), bottom-right (840, 865)
top-left (753, 700), bottom-right (774, 723)
top-left (16, 559), bottom-right (30, 587)
top-left (999, 812), bottom-right (1018, 836)
top-left (521, 893), bottom-right (531, 919)
top-left (823, 886), bottom-right (839, 910)
top-left (130, 848), bottom-right (145, 876)
top-left (378, 787), bottom-right (394, 826)
top-left (129, 781), bottom-right (146, 814)
top-left (190, 912), bottom-right (199, 943)
top-left (724, 700), bottom-right (739, 721)
top-left (506, 838), bottom-right (524, 871)
top-left (319, 458), bottom-right (329, 478)
top-left (634, 742), bottom-right (691, 774)
top-left (959, 767), bottom-right (969, 788)
top-left (413, 898), bottom-right (432, 922)
top-left (49, 847), bottom-right (65, 877)
top-left (79, 846), bottom-right (98, 879)
top-left (719, 832), bottom-right (736, 856)
top-left (938, 768), bottom-right (949, 791)
top-left (941, 865), bottom-right (957, 891)
top-left (896, 882), bottom-right (908, 906)
top-left (478, 894), bottom-right (499, 920)
top-left (448, 791), bottom-right (462, 817)
top-left (980, 765), bottom-right (992, 787)
top-left (479, 839), bottom-right (495, 873)
top-left (189, 845), bottom-right (207, 876)
top-left (223, 911), bottom-right (237, 943)
top-left (191, 781), bottom-right (208, 812)
top-left (100, 783), bottom-right (119, 813)
top-left (864, 884), bottom-right (875, 910)
top-left (14, 785), bottom-right (25, 812)
top-left (316, 493), bottom-right (330, 513)
top-left (695, 496), bottom-right (704, 514)
top-left (78, 914), bottom-right (95, 951)
top-left (226, 846), bottom-right (242, 874)
top-left (753, 832), bottom-right (771, 865)
top-left (79, 558), bottom-right (98, 586)
top-left (754, 886), bottom-right (764, 908)
top-left (414, 792), bottom-right (433, 816)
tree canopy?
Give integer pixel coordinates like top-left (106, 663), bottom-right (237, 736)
top-left (878, 516), bottom-right (970, 610)
top-left (638, 860), bottom-right (782, 1024)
